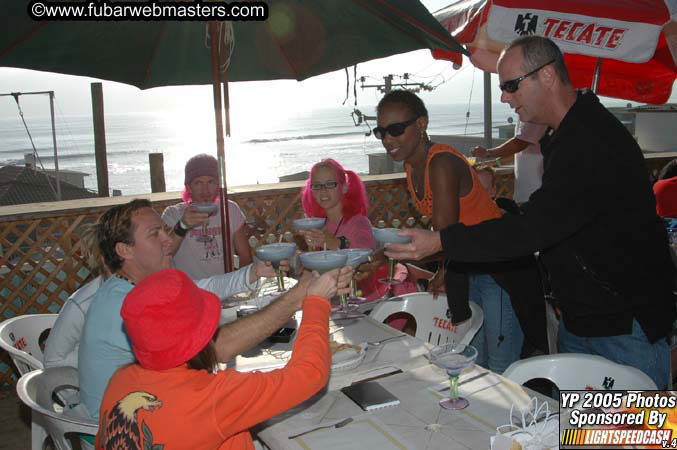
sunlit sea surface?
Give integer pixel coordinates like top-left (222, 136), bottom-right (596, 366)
top-left (0, 101), bottom-right (618, 195)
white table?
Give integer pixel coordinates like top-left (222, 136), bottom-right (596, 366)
top-left (256, 362), bottom-right (558, 450)
top-left (219, 301), bottom-right (558, 449)
top-left (221, 314), bottom-right (432, 391)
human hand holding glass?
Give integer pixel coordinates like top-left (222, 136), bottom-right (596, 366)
top-left (191, 203), bottom-right (218, 243)
top-left (383, 228), bottom-right (442, 262)
top-left (299, 251), bottom-right (349, 315)
top-left (293, 218), bottom-right (327, 251)
top-left (299, 229), bottom-right (329, 251)
top-left (255, 243), bottom-right (297, 291)
top-left (373, 228), bottom-right (412, 286)
top-left (306, 266), bottom-right (353, 300)
top-left (337, 248), bottom-right (372, 309)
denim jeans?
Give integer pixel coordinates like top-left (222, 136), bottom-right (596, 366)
top-left (468, 274), bottom-right (524, 374)
top-left (559, 319), bottom-right (670, 389)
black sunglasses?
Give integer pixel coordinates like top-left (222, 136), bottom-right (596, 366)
top-left (373, 116), bottom-right (420, 140)
top-left (499, 59), bottom-right (555, 93)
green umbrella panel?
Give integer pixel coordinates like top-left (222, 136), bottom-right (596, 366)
top-left (1, 0), bottom-right (468, 89)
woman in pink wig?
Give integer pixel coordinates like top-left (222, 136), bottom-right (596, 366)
top-left (299, 159), bottom-right (417, 301)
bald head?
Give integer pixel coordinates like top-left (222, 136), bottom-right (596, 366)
top-left (498, 36), bottom-right (577, 129)
top-left (499, 35), bottom-right (570, 85)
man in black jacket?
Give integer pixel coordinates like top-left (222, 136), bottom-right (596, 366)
top-left (385, 36), bottom-right (675, 388)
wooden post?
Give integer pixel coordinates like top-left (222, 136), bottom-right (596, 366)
top-left (91, 83), bottom-right (109, 197)
top-left (483, 71), bottom-right (493, 149)
top-left (149, 153), bottom-right (166, 193)
top-left (48, 92), bottom-right (62, 201)
top-left (209, 21), bottom-right (233, 273)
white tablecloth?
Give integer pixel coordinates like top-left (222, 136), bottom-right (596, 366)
top-left (219, 299), bottom-right (557, 449)
top-left (220, 314), bottom-right (431, 391)
top-left (257, 363), bottom-right (558, 450)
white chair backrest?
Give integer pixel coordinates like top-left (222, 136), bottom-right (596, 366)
top-left (369, 292), bottom-right (483, 347)
top-left (503, 353), bottom-right (657, 391)
top-left (16, 367), bottom-right (99, 450)
top-left (0, 314), bottom-right (57, 375)
top-left (544, 302), bottom-right (559, 355)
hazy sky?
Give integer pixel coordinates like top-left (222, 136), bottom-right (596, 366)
top-left (1, 0), bottom-right (675, 121)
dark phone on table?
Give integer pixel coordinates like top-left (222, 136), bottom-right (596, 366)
top-left (268, 327), bottom-right (296, 343)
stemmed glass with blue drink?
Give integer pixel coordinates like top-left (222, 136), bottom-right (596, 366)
top-left (337, 248), bottom-right (372, 310)
top-left (192, 203), bottom-right (219, 243)
top-left (429, 343), bottom-right (478, 410)
top-left (372, 228), bottom-right (412, 286)
top-left (293, 218), bottom-right (327, 251)
top-left (255, 243), bottom-right (297, 292)
top-left (299, 250), bottom-right (349, 314)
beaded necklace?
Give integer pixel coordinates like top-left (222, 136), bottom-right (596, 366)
top-left (116, 272), bottom-right (136, 286)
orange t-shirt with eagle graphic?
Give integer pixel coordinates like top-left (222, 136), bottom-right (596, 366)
top-left (405, 143), bottom-right (501, 225)
top-left (95, 296), bottom-right (331, 450)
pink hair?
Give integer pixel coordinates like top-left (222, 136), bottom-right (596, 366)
top-left (181, 185), bottom-right (221, 203)
top-left (182, 186), bottom-right (192, 203)
top-left (301, 159), bottom-right (369, 220)
top-left (181, 186), bottom-right (221, 203)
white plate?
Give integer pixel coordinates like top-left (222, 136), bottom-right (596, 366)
top-left (331, 342), bottom-right (368, 372)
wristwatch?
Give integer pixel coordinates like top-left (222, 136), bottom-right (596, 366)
top-left (173, 220), bottom-right (189, 238)
top-left (338, 236), bottom-right (349, 249)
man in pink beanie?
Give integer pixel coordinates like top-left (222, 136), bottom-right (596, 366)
top-left (163, 153), bottom-right (253, 279)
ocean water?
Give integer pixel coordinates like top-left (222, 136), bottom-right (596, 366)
top-left (0, 102), bottom-right (516, 195)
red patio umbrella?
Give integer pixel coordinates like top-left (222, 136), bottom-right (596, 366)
top-left (432, 0), bottom-right (677, 104)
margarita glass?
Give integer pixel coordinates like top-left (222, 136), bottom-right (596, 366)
top-left (429, 343), bottom-right (478, 410)
top-left (337, 248), bottom-right (372, 310)
top-left (292, 217), bottom-right (327, 231)
top-left (372, 228), bottom-right (412, 286)
top-left (192, 203), bottom-right (219, 243)
top-left (293, 218), bottom-right (327, 251)
top-left (299, 250), bottom-right (348, 275)
top-left (299, 250), bottom-right (349, 314)
top-left (255, 243), bottom-right (297, 291)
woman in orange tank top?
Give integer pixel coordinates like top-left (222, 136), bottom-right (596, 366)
top-left (375, 90), bottom-right (524, 373)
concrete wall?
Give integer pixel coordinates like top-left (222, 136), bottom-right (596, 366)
top-left (368, 153), bottom-right (404, 174)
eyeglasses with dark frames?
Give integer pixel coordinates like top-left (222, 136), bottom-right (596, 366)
top-left (499, 59), bottom-right (556, 93)
top-left (373, 116), bottom-right (420, 140)
top-left (310, 181), bottom-right (339, 191)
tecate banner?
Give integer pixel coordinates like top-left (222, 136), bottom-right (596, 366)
top-left (487, 5), bottom-right (661, 63)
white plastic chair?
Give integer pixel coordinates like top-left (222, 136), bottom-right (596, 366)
top-left (503, 353), bottom-right (657, 391)
top-left (0, 314), bottom-right (57, 375)
top-left (369, 292), bottom-right (484, 347)
top-left (545, 302), bottom-right (559, 355)
top-left (16, 367), bottom-right (99, 450)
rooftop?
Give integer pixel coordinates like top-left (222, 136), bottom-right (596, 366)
top-left (0, 165), bottom-right (97, 206)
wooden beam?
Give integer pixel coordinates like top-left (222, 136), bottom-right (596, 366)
top-left (91, 83), bottom-right (109, 197)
